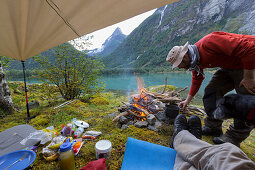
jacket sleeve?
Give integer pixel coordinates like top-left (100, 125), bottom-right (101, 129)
top-left (189, 69), bottom-right (205, 96)
top-left (239, 43), bottom-right (255, 70)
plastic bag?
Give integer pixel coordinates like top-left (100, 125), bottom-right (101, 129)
top-left (82, 131), bottom-right (102, 140)
top-left (20, 126), bottom-right (57, 145)
top-left (42, 136), bottom-right (66, 155)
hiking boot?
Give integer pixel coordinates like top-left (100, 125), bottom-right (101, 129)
top-left (170, 114), bottom-right (188, 148)
top-left (202, 125), bottom-right (223, 137)
top-left (188, 115), bottom-right (202, 139)
top-left (213, 134), bottom-right (241, 147)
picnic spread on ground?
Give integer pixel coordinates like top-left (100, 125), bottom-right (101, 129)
top-left (0, 117), bottom-right (177, 170)
top-left (0, 119), bottom-right (113, 170)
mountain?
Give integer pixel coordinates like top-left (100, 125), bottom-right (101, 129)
top-left (87, 27), bottom-right (126, 57)
top-left (103, 0), bottom-right (255, 69)
top-left (7, 48), bottom-right (56, 70)
top-left (7, 43), bottom-right (83, 70)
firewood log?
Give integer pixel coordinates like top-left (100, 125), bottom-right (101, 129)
top-left (157, 97), bottom-right (182, 103)
top-left (127, 110), bottom-right (147, 118)
top-left (179, 105), bottom-right (206, 118)
top-left (173, 86), bottom-right (188, 97)
top-left (161, 76), bottom-right (167, 94)
top-left (135, 106), bottom-right (150, 116)
top-left (112, 111), bottom-right (129, 122)
top-left (122, 102), bottom-right (132, 107)
top-left (186, 106), bottom-right (206, 115)
top-left (122, 101), bottom-right (150, 116)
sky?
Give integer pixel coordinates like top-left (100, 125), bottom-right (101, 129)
top-left (72, 9), bottom-right (156, 51)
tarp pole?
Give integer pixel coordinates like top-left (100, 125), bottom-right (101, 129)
top-left (21, 61), bottom-right (30, 120)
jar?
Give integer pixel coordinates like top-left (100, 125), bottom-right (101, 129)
top-left (66, 123), bottom-right (72, 136)
top-left (95, 140), bottom-right (112, 159)
top-left (59, 142), bottom-right (75, 170)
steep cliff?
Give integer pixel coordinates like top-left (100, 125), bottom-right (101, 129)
top-left (103, 0), bottom-right (255, 69)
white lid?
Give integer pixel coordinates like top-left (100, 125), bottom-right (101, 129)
top-left (95, 140), bottom-right (112, 152)
top-left (74, 120), bottom-right (89, 128)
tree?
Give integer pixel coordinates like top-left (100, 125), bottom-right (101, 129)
top-left (35, 42), bottom-right (104, 100)
top-left (0, 56), bottom-right (14, 114)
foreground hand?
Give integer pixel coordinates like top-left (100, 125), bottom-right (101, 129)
top-left (178, 100), bottom-right (189, 111)
top-left (239, 78), bottom-right (255, 94)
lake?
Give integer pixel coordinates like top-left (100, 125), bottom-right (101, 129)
top-left (9, 72), bottom-right (213, 95)
top-left (102, 72), bottom-right (213, 95)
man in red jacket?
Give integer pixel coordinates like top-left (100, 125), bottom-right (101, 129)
top-left (166, 32), bottom-right (255, 146)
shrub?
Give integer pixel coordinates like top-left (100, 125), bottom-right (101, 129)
top-left (89, 96), bottom-right (109, 105)
top-left (34, 42), bottom-right (104, 100)
top-left (30, 115), bottom-right (49, 127)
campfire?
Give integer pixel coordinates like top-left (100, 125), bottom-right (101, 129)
top-left (112, 76), bottom-right (206, 131)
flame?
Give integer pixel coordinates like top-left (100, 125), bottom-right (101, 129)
top-left (136, 75), bottom-right (145, 92)
top-left (133, 103), bottom-right (147, 117)
top-left (130, 75), bottom-right (153, 121)
top-left (131, 102), bottom-right (148, 121)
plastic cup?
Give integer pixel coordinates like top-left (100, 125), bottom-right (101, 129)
top-left (95, 140), bottom-right (112, 159)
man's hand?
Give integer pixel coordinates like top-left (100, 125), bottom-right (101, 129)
top-left (178, 94), bottom-right (193, 111)
top-left (240, 69), bottom-right (255, 95)
top-left (178, 100), bottom-right (189, 111)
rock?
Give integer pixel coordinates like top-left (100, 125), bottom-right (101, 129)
top-left (154, 120), bottom-right (162, 129)
top-left (147, 120), bottom-right (162, 131)
top-left (127, 121), bottom-right (134, 126)
top-left (197, 0), bottom-right (226, 24)
top-left (28, 100), bottom-right (39, 109)
top-left (134, 121), bottom-right (148, 128)
top-left (119, 116), bottom-right (128, 124)
top-left (107, 112), bottom-right (118, 118)
top-left (146, 114), bottom-right (156, 125)
top-left (156, 111), bottom-right (169, 123)
top-left (121, 124), bottom-right (128, 131)
top-left (147, 125), bottom-right (158, 132)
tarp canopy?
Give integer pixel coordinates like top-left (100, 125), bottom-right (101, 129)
top-left (0, 0), bottom-right (178, 61)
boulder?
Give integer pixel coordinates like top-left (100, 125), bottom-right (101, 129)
top-left (156, 111), bottom-right (169, 123)
top-left (121, 124), bottom-right (128, 131)
top-left (127, 121), bottom-right (134, 126)
top-left (147, 125), bottom-right (158, 132)
top-left (119, 116), bottom-right (128, 124)
top-left (134, 121), bottom-right (148, 128)
top-left (28, 100), bottom-right (39, 109)
top-left (107, 112), bottom-right (118, 118)
top-left (146, 114), bottom-right (156, 125)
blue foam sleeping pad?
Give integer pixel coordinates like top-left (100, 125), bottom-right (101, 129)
top-left (121, 137), bottom-right (177, 170)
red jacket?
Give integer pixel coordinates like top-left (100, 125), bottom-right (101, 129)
top-left (189, 32), bottom-right (255, 96)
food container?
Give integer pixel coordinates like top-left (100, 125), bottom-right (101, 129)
top-left (95, 140), bottom-right (112, 159)
top-left (59, 142), bottom-right (75, 170)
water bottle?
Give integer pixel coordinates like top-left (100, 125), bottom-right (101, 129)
top-left (74, 127), bottom-right (84, 138)
top-left (71, 118), bottom-right (77, 134)
top-left (59, 142), bottom-right (75, 170)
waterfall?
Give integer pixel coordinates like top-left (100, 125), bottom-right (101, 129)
top-left (158, 5), bottom-right (168, 28)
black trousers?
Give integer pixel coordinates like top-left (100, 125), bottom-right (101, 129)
top-left (203, 69), bottom-right (253, 142)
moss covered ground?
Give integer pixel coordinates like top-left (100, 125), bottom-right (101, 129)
top-left (0, 83), bottom-right (254, 169)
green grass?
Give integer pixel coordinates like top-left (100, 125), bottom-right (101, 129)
top-left (0, 83), bottom-right (254, 169)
